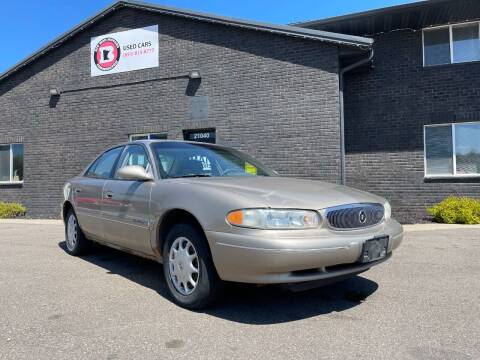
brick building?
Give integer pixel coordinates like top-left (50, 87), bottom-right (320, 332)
top-left (0, 1), bottom-right (370, 217)
top-left (1, 0), bottom-right (479, 222)
top-left (298, 0), bottom-right (480, 222)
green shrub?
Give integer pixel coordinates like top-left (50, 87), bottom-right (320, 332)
top-left (0, 202), bottom-right (27, 219)
top-left (427, 196), bottom-right (480, 224)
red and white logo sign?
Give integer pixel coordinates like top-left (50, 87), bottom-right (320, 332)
top-left (90, 25), bottom-right (159, 77)
top-left (94, 38), bottom-right (121, 71)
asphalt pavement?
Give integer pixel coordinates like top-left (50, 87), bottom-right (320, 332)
top-left (0, 223), bottom-right (479, 360)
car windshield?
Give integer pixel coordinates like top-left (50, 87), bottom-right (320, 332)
top-left (151, 142), bottom-right (276, 178)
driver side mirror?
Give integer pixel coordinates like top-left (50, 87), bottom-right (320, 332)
top-left (116, 165), bottom-right (154, 181)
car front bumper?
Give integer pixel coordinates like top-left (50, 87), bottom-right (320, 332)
top-left (206, 218), bottom-right (403, 284)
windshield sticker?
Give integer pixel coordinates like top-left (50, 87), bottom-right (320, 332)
top-left (245, 162), bottom-right (257, 175)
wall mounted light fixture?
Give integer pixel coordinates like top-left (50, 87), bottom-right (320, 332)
top-left (49, 88), bottom-right (60, 96)
top-left (188, 70), bottom-right (201, 80)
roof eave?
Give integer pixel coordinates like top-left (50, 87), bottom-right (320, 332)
top-left (123, 0), bottom-right (373, 47)
top-left (292, 0), bottom-right (452, 28)
top-left (0, 1), bottom-right (122, 83)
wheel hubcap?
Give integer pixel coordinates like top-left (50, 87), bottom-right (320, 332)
top-left (66, 215), bottom-right (77, 251)
top-left (168, 237), bottom-right (200, 296)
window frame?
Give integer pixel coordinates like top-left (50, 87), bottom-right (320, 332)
top-left (0, 143), bottom-right (24, 185)
top-left (129, 132), bottom-right (168, 141)
top-left (424, 121), bottom-right (480, 178)
top-left (423, 21), bottom-right (480, 67)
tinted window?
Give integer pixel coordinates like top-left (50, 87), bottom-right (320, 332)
top-left (129, 133), bottom-right (168, 141)
top-left (86, 147), bottom-right (123, 179)
top-left (0, 144), bottom-right (23, 182)
top-left (149, 133), bottom-right (168, 140)
top-left (424, 28), bottom-right (451, 66)
top-left (452, 23), bottom-right (480, 63)
top-left (12, 144), bottom-right (23, 182)
top-left (130, 135), bottom-right (148, 141)
top-left (425, 126), bottom-right (453, 175)
top-left (455, 123), bottom-right (480, 175)
top-left (0, 145), bottom-right (10, 182)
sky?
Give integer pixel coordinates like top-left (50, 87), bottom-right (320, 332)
top-left (0, 0), bottom-right (418, 74)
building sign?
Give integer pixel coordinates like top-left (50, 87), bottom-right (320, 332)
top-left (183, 129), bottom-right (216, 144)
top-left (90, 25), bottom-right (158, 77)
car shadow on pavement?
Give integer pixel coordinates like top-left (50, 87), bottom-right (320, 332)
top-left (59, 241), bottom-right (378, 325)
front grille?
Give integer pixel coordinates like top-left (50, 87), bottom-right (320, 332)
top-left (326, 203), bottom-right (384, 230)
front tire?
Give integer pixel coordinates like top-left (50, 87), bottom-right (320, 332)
top-left (163, 223), bottom-right (223, 309)
top-left (64, 209), bottom-right (90, 256)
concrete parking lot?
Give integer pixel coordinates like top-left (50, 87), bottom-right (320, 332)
top-left (0, 222), bottom-right (479, 360)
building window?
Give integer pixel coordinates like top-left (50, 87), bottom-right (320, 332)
top-left (129, 133), bottom-right (168, 141)
top-left (423, 22), bottom-right (480, 66)
top-left (424, 122), bottom-right (480, 177)
top-left (0, 144), bottom-right (24, 183)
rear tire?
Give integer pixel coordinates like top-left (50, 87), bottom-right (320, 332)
top-left (163, 223), bottom-right (223, 309)
top-left (64, 209), bottom-right (90, 256)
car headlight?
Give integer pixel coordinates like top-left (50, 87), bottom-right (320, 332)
top-left (227, 209), bottom-right (320, 229)
top-left (384, 201), bottom-right (391, 219)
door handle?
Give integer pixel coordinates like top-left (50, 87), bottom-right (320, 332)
top-left (104, 191), bottom-right (114, 199)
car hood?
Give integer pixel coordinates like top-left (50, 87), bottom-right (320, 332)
top-left (177, 176), bottom-right (385, 209)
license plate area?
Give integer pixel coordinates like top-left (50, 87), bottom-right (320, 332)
top-left (360, 236), bottom-right (389, 263)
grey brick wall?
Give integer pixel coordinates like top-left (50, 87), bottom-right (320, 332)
top-left (344, 29), bottom-right (480, 223)
top-left (0, 7), bottom-right (342, 218)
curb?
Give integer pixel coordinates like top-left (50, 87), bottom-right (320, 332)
top-left (403, 224), bottom-right (480, 232)
top-left (0, 219), bottom-right (63, 225)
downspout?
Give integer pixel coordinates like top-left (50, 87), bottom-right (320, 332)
top-left (339, 48), bottom-right (374, 185)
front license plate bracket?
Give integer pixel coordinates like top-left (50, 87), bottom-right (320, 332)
top-left (360, 236), bottom-right (389, 263)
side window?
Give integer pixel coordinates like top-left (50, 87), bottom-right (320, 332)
top-left (117, 145), bottom-right (151, 173)
top-left (423, 22), bottom-right (480, 66)
top-left (129, 133), bottom-right (168, 141)
top-left (423, 27), bottom-right (450, 66)
top-left (0, 144), bottom-right (23, 183)
top-left (424, 125), bottom-right (453, 175)
top-left (85, 147), bottom-right (123, 179)
top-left (424, 122), bottom-right (480, 177)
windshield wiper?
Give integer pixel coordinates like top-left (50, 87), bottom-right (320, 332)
top-left (170, 174), bottom-right (212, 179)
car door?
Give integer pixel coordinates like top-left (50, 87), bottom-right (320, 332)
top-left (101, 144), bottom-right (154, 255)
top-left (73, 146), bottom-right (124, 241)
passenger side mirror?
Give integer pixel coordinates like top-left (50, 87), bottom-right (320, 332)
top-left (116, 165), bottom-right (154, 181)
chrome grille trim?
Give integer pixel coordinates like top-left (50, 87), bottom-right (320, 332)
top-left (325, 203), bottom-right (384, 230)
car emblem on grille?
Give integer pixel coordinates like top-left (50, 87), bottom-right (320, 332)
top-left (359, 210), bottom-right (367, 224)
